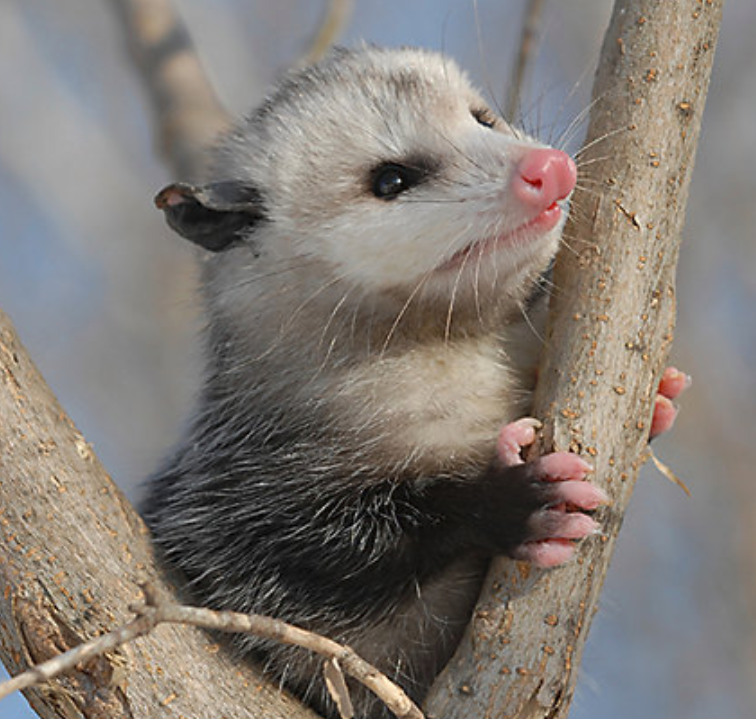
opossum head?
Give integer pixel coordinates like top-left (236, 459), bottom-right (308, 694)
top-left (156, 45), bottom-right (576, 328)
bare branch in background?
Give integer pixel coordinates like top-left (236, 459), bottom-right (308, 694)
top-left (425, 2), bottom-right (723, 717)
top-left (108, 0), bottom-right (232, 179)
top-left (303, 0), bottom-right (353, 65)
top-left (506, 0), bottom-right (546, 121)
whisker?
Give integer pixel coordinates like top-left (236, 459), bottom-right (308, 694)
top-left (380, 233), bottom-right (464, 355)
top-left (444, 242), bottom-right (474, 343)
top-left (575, 154), bottom-right (613, 170)
top-left (471, 0), bottom-right (522, 139)
top-left (517, 297), bottom-right (546, 346)
top-left (553, 87), bottom-right (613, 151)
top-left (472, 235), bottom-right (485, 326)
top-left (380, 269), bottom-right (435, 356)
top-left (317, 284), bottom-right (357, 352)
top-left (574, 127), bottom-right (628, 161)
top-left (545, 53), bottom-right (601, 148)
top-left (212, 253), bottom-right (320, 297)
top-left (572, 183), bottom-right (608, 200)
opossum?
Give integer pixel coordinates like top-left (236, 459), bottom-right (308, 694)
top-left (142, 45), bottom-right (610, 718)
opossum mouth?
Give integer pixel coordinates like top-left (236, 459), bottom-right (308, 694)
top-left (437, 203), bottom-right (562, 272)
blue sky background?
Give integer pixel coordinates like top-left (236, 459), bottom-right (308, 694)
top-left (1, 1), bottom-right (755, 717)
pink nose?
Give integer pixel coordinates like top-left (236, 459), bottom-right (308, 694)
top-left (512, 149), bottom-right (577, 212)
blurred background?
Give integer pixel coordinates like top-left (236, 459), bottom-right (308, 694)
top-left (0, 1), bottom-right (754, 717)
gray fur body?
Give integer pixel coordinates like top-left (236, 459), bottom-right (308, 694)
top-left (144, 46), bottom-right (570, 717)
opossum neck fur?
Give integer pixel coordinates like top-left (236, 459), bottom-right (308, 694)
top-left (201, 252), bottom-right (543, 475)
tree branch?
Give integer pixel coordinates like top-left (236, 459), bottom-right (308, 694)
top-left (0, 307), bottom-right (316, 719)
top-left (303, 0), bottom-right (354, 65)
top-left (506, 0), bottom-right (547, 120)
top-left (425, 2), bottom-right (723, 718)
top-left (108, 0), bottom-right (232, 179)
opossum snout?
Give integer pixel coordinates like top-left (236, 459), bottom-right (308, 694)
top-left (512, 149), bottom-right (577, 212)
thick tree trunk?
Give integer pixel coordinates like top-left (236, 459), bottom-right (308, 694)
top-left (0, 309), bottom-right (317, 719)
top-left (424, 2), bottom-right (723, 718)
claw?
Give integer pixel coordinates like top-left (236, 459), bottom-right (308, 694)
top-left (497, 417), bottom-right (542, 466)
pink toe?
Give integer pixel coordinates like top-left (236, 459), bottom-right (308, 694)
top-left (658, 366), bottom-right (691, 400)
top-left (552, 480), bottom-right (610, 510)
top-left (516, 539), bottom-right (576, 568)
top-left (497, 417), bottom-right (541, 466)
top-left (550, 512), bottom-right (600, 539)
top-left (538, 452), bottom-right (593, 482)
top-left (650, 394), bottom-right (678, 438)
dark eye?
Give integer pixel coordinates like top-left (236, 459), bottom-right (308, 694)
top-left (471, 107), bottom-right (497, 129)
top-left (370, 163), bottom-right (422, 201)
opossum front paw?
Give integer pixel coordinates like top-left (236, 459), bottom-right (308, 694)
top-left (650, 366), bottom-right (691, 439)
top-left (512, 452), bottom-right (608, 568)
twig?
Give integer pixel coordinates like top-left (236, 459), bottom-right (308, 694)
top-left (108, 0), bottom-right (232, 179)
top-left (650, 449), bottom-right (691, 496)
top-left (0, 614), bottom-right (157, 701)
top-left (506, 0), bottom-right (547, 120)
top-left (303, 0), bottom-right (353, 65)
top-left (0, 584), bottom-right (424, 719)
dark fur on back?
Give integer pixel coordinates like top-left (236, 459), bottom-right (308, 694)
top-left (143, 370), bottom-right (560, 715)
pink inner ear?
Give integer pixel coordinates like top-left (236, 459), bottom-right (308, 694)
top-left (159, 187), bottom-right (191, 207)
top-left (154, 183), bottom-right (198, 211)
top-left (162, 191), bottom-right (186, 207)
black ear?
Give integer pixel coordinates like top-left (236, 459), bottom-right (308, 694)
top-left (154, 181), bottom-right (265, 252)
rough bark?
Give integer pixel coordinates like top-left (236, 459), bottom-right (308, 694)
top-left (0, 307), bottom-right (317, 718)
top-left (424, 2), bottom-right (723, 718)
